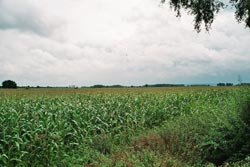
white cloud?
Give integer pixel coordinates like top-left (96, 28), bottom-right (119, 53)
top-left (0, 0), bottom-right (62, 35)
top-left (0, 0), bottom-right (249, 86)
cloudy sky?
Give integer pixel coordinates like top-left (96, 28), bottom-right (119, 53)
top-left (0, 0), bottom-right (249, 86)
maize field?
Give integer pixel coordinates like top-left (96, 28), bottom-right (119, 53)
top-left (0, 87), bottom-right (250, 166)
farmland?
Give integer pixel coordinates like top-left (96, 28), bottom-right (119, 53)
top-left (0, 87), bottom-right (250, 166)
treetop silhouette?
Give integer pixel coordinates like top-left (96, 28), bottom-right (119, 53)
top-left (161, 0), bottom-right (250, 32)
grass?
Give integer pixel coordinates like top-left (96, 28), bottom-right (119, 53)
top-left (0, 86), bottom-right (250, 166)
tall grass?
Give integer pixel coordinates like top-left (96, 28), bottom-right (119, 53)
top-left (160, 88), bottom-right (250, 165)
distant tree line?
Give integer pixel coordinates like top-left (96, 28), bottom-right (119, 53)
top-left (90, 85), bottom-right (124, 88)
top-left (217, 83), bottom-right (234, 86)
top-left (188, 84), bottom-right (210, 87)
top-left (216, 83), bottom-right (250, 86)
top-left (1, 80), bottom-right (250, 89)
top-left (143, 84), bottom-right (185, 87)
top-left (240, 83), bottom-right (250, 86)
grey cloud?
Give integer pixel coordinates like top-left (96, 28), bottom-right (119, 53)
top-left (0, 0), bottom-right (60, 36)
top-left (0, 0), bottom-right (249, 86)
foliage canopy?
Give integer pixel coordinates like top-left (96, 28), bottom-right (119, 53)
top-left (161, 0), bottom-right (250, 32)
top-left (2, 80), bottom-right (17, 89)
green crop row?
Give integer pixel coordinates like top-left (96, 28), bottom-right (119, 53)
top-left (0, 87), bottom-right (249, 166)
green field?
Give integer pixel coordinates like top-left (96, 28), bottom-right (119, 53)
top-left (0, 87), bottom-right (250, 166)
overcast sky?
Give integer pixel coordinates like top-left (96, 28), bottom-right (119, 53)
top-left (0, 0), bottom-right (249, 86)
